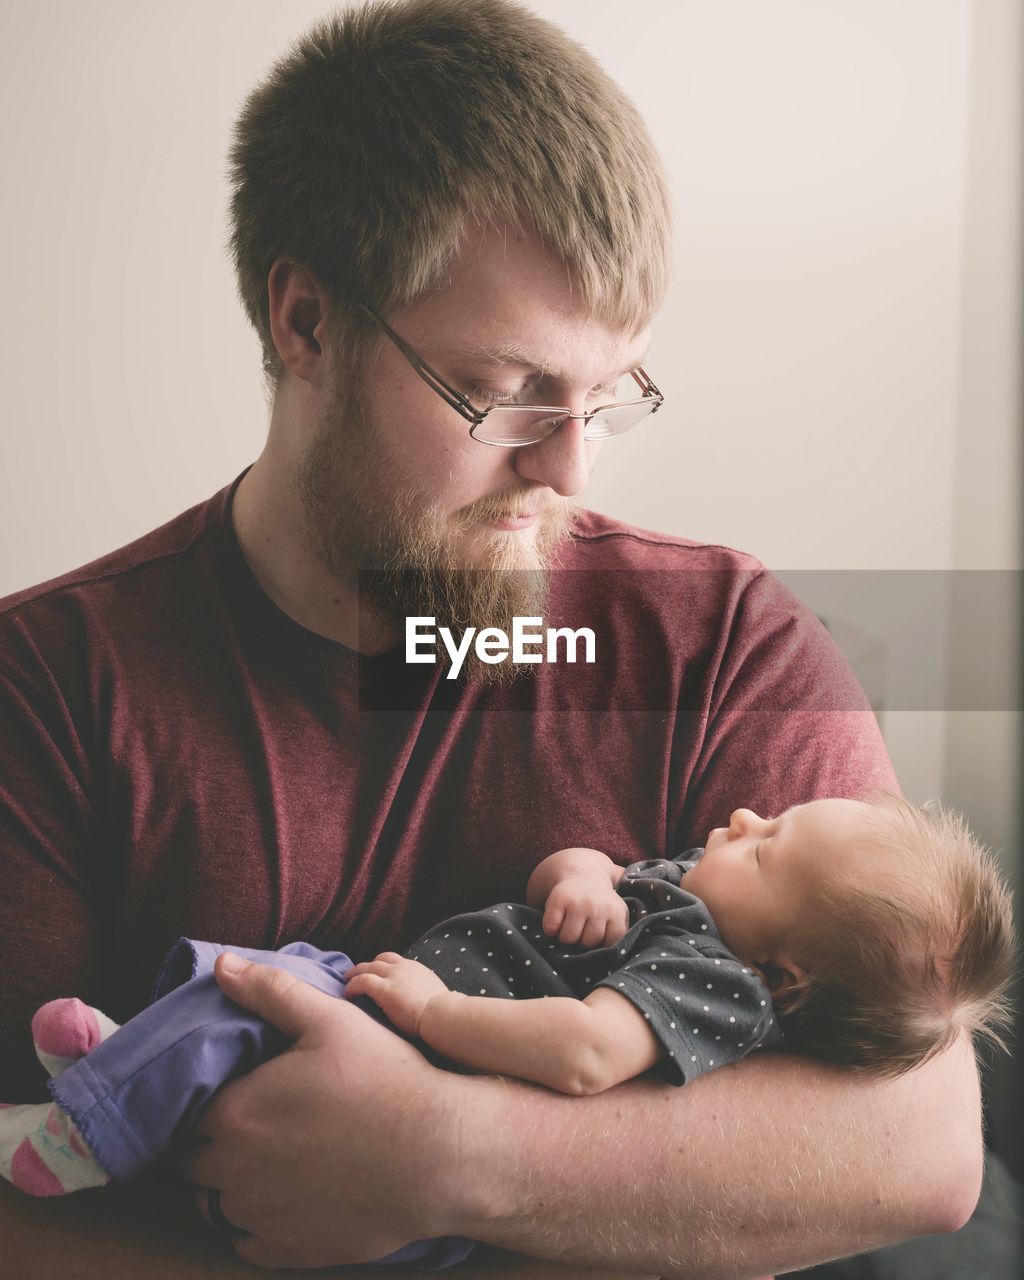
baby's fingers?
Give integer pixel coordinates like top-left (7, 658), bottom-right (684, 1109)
top-left (542, 902), bottom-right (566, 937)
top-left (576, 914), bottom-right (609, 949)
top-left (557, 911), bottom-right (587, 946)
top-left (601, 903), bottom-right (631, 947)
top-left (343, 972), bottom-right (380, 998)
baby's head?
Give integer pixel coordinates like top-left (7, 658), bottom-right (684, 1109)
top-left (684, 794), bottom-right (1017, 1077)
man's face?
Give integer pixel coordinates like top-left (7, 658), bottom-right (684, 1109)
top-left (295, 224), bottom-right (651, 668)
top-left (684, 799), bottom-right (876, 966)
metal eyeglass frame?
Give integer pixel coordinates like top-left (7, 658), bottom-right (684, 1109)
top-left (358, 301), bottom-right (664, 447)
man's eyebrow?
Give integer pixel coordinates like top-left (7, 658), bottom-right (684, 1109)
top-left (447, 341), bottom-right (650, 382)
top-left (449, 341), bottom-right (560, 376)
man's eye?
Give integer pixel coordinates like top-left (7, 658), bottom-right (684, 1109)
top-left (468, 385), bottom-right (525, 406)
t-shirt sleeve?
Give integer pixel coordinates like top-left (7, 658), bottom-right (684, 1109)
top-left (595, 928), bottom-right (780, 1085)
top-left (0, 619), bottom-right (101, 1100)
top-left (673, 568), bottom-right (899, 852)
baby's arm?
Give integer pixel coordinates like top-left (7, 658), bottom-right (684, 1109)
top-left (526, 846), bottom-right (629, 948)
top-left (344, 957), bottom-right (663, 1095)
top-left (345, 846), bottom-right (660, 1095)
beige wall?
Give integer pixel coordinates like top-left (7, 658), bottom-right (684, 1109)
top-left (942, 0), bottom-right (1021, 871)
top-left (1, 0), bottom-right (1019, 819)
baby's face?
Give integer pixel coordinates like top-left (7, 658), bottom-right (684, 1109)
top-left (683, 798), bottom-right (873, 966)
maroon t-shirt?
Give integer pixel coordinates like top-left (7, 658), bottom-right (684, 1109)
top-left (0, 473), bottom-right (896, 1098)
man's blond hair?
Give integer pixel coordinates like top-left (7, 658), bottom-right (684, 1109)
top-left (779, 793), bottom-right (1017, 1078)
top-left (228, 0), bottom-right (672, 386)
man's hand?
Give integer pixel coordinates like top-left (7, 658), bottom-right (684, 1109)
top-left (344, 952), bottom-right (450, 1037)
top-left (174, 953), bottom-right (474, 1271)
top-left (542, 875), bottom-right (630, 948)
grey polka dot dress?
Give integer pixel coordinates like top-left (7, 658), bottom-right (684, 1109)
top-left (407, 850), bottom-right (781, 1084)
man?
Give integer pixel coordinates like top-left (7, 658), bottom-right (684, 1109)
top-left (0, 1), bottom-right (982, 1277)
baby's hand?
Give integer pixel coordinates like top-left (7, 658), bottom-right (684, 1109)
top-left (344, 954), bottom-right (449, 1038)
top-left (543, 875), bottom-right (630, 948)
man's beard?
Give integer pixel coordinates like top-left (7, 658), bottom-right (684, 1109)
top-left (292, 370), bottom-right (579, 683)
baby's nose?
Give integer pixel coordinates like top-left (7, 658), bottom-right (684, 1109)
top-left (729, 808), bottom-right (762, 834)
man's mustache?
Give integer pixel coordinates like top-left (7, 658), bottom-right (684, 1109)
top-left (454, 490), bottom-right (573, 530)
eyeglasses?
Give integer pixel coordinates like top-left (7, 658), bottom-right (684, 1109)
top-left (359, 302), bottom-right (664, 448)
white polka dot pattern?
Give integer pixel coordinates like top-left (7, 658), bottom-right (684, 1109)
top-left (405, 849), bottom-right (782, 1085)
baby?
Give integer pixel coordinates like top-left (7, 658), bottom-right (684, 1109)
top-left (0, 793), bottom-right (1014, 1266)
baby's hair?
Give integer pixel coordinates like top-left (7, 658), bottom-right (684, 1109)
top-left (777, 793), bottom-right (1017, 1078)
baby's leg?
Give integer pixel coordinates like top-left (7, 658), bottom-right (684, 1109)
top-left (0, 999), bottom-right (120, 1196)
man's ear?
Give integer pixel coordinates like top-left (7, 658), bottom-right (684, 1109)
top-left (267, 261), bottom-right (330, 384)
top-left (751, 956), bottom-right (810, 1013)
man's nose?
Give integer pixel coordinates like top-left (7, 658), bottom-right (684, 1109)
top-left (511, 414), bottom-right (594, 498)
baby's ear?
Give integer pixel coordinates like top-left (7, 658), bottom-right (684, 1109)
top-left (752, 956), bottom-right (810, 1013)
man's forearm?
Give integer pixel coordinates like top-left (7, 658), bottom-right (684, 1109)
top-left (446, 1035), bottom-right (984, 1280)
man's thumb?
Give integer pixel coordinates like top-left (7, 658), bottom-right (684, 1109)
top-left (214, 952), bottom-right (330, 1040)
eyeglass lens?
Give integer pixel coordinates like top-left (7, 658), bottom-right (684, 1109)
top-left (471, 400), bottom-right (657, 446)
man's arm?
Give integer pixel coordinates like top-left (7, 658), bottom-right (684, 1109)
top-left (177, 957), bottom-right (983, 1277)
top-left (455, 1032), bottom-right (983, 1279)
